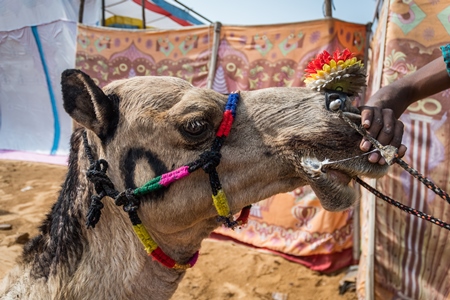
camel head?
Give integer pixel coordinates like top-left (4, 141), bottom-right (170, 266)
top-left (62, 68), bottom-right (386, 228)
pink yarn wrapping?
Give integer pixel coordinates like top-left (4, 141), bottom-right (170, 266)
top-left (160, 166), bottom-right (190, 187)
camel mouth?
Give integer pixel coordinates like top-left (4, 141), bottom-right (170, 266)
top-left (300, 156), bottom-right (388, 211)
top-left (301, 156), bottom-right (388, 183)
top-left (323, 168), bottom-right (352, 185)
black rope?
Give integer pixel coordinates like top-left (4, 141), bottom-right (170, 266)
top-left (85, 193), bottom-right (105, 228)
top-left (188, 135), bottom-right (239, 227)
top-left (208, 171), bottom-right (222, 196)
top-left (194, 149), bottom-right (223, 196)
top-left (113, 188), bottom-right (142, 226)
top-left (216, 216), bottom-right (239, 228)
top-left (356, 177), bottom-right (450, 231)
top-left (86, 160), bottom-right (118, 198)
top-left (82, 128), bottom-right (228, 228)
top-left (338, 111), bottom-right (450, 229)
top-left (82, 131), bottom-right (142, 228)
top-left (199, 150), bottom-right (222, 174)
top-left (395, 157), bottom-right (450, 205)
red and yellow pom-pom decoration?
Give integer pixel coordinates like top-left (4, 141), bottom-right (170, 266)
top-left (304, 48), bottom-right (366, 95)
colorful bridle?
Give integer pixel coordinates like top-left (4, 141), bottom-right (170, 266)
top-left (83, 91), bottom-right (251, 269)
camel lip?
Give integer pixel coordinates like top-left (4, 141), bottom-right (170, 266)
top-left (322, 168), bottom-right (352, 185)
top-left (321, 160), bottom-right (389, 182)
top-left (301, 155), bottom-right (386, 186)
top-left (300, 157), bottom-right (353, 185)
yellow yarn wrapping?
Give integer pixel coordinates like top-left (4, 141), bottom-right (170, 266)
top-left (173, 263), bottom-right (192, 270)
top-left (212, 189), bottom-right (230, 217)
top-left (132, 223), bottom-right (158, 254)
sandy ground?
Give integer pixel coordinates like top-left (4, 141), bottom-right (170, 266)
top-left (0, 159), bottom-right (357, 300)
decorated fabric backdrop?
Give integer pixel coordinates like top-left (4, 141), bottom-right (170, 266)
top-left (76, 24), bottom-right (214, 88)
top-left (75, 19), bottom-right (368, 273)
top-left (357, 0), bottom-right (450, 299)
top-left (212, 19), bottom-right (367, 93)
top-left (212, 186), bottom-right (355, 273)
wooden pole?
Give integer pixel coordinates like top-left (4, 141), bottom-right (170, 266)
top-left (324, 0), bottom-right (332, 17)
top-left (101, 0), bottom-right (105, 26)
top-left (141, 0), bottom-right (146, 29)
top-left (206, 22), bottom-right (222, 89)
top-left (78, 0), bottom-right (85, 23)
top-left (365, 2), bottom-right (389, 299)
top-left (361, 22), bottom-right (373, 105)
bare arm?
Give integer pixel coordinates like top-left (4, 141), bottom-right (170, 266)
top-left (360, 54), bottom-right (450, 164)
top-left (365, 56), bottom-right (450, 118)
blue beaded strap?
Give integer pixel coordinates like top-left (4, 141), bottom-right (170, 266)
top-left (440, 44), bottom-right (450, 77)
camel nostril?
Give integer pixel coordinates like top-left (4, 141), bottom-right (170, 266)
top-left (328, 93), bottom-right (340, 101)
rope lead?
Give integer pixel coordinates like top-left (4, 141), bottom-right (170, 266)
top-left (338, 111), bottom-right (450, 230)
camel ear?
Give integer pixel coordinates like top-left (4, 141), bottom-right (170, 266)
top-left (61, 69), bottom-right (119, 141)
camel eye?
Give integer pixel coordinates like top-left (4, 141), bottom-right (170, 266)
top-left (181, 119), bottom-right (209, 138)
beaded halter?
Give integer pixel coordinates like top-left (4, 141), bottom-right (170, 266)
top-left (83, 91), bottom-right (251, 269)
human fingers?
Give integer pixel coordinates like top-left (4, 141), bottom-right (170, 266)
top-left (369, 143), bottom-right (406, 165)
top-left (359, 106), bottom-right (373, 152)
top-left (397, 144), bottom-right (407, 159)
top-left (359, 106), bottom-right (383, 152)
top-left (391, 119), bottom-right (404, 149)
top-left (368, 144), bottom-right (406, 165)
top-left (366, 110), bottom-right (404, 165)
top-left (368, 151), bottom-right (382, 164)
top-left (371, 113), bottom-right (404, 164)
top-left (373, 108), bottom-right (396, 147)
top-left (359, 105), bottom-right (374, 129)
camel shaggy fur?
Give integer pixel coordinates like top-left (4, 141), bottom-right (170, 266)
top-left (0, 69), bottom-right (388, 300)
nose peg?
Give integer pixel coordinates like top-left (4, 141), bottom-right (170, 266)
top-left (329, 98), bottom-right (342, 111)
top-left (325, 90), bottom-right (350, 112)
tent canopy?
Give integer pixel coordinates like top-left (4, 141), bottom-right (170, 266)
top-left (104, 0), bottom-right (204, 29)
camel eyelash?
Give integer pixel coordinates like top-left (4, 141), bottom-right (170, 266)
top-left (179, 118), bottom-right (211, 140)
top-left (186, 119), bottom-right (205, 129)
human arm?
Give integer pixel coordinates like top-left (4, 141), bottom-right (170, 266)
top-left (360, 53), bottom-right (450, 164)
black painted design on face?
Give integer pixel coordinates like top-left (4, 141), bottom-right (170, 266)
top-left (102, 93), bottom-right (120, 144)
top-left (121, 148), bottom-right (169, 200)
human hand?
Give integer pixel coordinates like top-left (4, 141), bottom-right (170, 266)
top-left (359, 105), bottom-right (407, 165)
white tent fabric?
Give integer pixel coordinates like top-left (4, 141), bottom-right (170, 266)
top-left (0, 0), bottom-right (201, 160)
top-left (0, 0), bottom-right (100, 31)
top-left (0, 0), bottom-right (102, 157)
top-left (0, 21), bottom-right (76, 156)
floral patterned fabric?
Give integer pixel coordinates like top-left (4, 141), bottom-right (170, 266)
top-left (358, 1), bottom-right (450, 299)
top-left (76, 25), bottom-right (213, 88)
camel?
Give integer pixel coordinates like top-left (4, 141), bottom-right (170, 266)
top-left (0, 69), bottom-right (388, 300)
